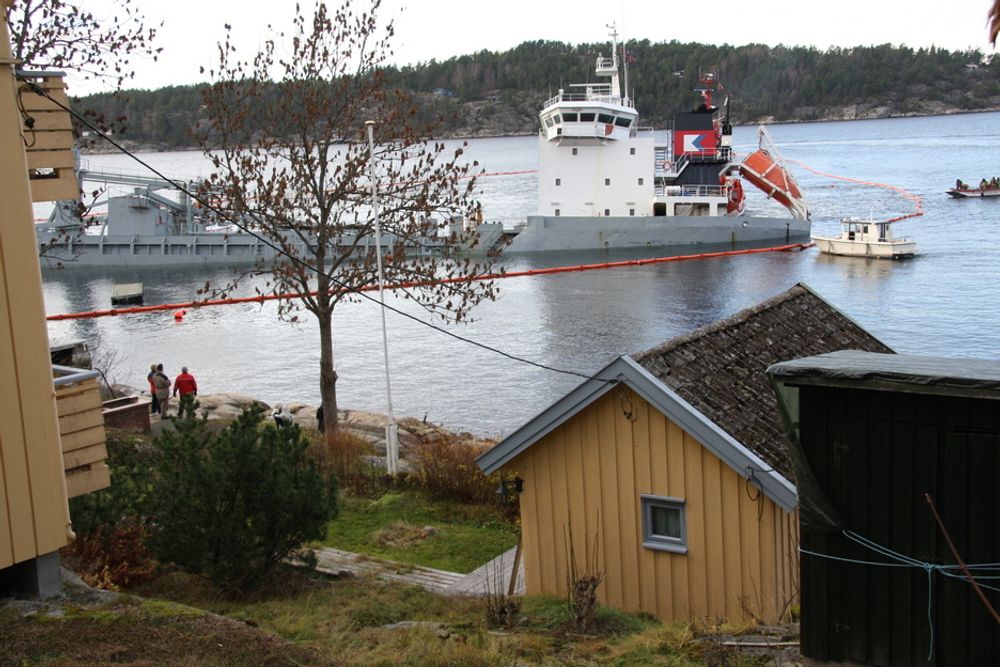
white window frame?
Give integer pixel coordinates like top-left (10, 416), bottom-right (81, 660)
top-left (641, 495), bottom-right (687, 554)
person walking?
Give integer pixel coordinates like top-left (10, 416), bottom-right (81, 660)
top-left (173, 366), bottom-right (198, 400)
top-left (153, 364), bottom-right (171, 418)
top-left (147, 363), bottom-right (160, 415)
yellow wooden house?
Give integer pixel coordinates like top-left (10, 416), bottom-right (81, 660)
top-left (477, 284), bottom-right (891, 623)
top-left (0, 3), bottom-right (108, 597)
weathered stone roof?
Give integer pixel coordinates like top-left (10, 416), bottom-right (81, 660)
top-left (631, 283), bottom-right (892, 479)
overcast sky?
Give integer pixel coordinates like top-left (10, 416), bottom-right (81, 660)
top-left (71, 0), bottom-right (998, 94)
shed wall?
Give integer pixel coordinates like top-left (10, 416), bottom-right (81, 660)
top-left (0, 27), bottom-right (72, 570)
top-left (512, 387), bottom-right (797, 623)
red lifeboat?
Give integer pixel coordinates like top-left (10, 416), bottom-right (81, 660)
top-left (741, 149), bottom-right (803, 208)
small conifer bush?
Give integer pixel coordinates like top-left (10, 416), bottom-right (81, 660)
top-left (148, 396), bottom-right (338, 592)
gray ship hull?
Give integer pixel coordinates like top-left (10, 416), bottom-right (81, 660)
top-left (503, 214), bottom-right (811, 253)
top-left (36, 231), bottom-right (299, 269)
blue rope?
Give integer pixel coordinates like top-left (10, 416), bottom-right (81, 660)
top-left (800, 528), bottom-right (1000, 661)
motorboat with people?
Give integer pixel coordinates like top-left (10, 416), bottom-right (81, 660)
top-left (813, 213), bottom-right (916, 259)
top-left (947, 177), bottom-right (1000, 198)
top-left (473, 26), bottom-right (811, 253)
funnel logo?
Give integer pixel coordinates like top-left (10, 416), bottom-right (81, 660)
top-left (674, 130), bottom-right (716, 156)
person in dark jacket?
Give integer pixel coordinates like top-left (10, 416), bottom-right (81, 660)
top-left (147, 363), bottom-right (160, 415)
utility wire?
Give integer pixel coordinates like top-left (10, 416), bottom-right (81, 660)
top-left (22, 76), bottom-right (609, 383)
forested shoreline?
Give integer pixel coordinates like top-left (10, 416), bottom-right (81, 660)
top-left (74, 39), bottom-right (1000, 150)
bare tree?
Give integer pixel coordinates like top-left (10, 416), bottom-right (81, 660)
top-left (5, 0), bottom-right (160, 88)
top-left (197, 0), bottom-right (499, 435)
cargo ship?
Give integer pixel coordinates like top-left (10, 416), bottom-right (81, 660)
top-left (473, 27), bottom-right (811, 253)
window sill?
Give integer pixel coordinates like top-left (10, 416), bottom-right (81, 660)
top-left (643, 541), bottom-right (688, 555)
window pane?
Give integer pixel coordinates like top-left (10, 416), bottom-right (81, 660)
top-left (598, 113), bottom-right (614, 124)
top-left (580, 112), bottom-right (596, 122)
top-left (563, 112), bottom-right (578, 122)
top-left (651, 506), bottom-right (681, 539)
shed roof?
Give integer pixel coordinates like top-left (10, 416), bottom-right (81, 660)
top-left (632, 283), bottom-right (892, 479)
top-left (768, 350), bottom-right (1000, 399)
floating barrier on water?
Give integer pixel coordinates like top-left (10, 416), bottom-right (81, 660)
top-left (46, 241), bottom-right (814, 321)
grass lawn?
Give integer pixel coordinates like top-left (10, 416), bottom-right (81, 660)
top-left (324, 490), bottom-right (519, 573)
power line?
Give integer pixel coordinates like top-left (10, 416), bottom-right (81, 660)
top-left (23, 76), bottom-right (607, 383)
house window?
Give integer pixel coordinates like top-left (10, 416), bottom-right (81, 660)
top-left (556, 178), bottom-right (561, 186)
top-left (641, 495), bottom-right (687, 553)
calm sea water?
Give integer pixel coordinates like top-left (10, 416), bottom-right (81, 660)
top-left (42, 113), bottom-right (1000, 436)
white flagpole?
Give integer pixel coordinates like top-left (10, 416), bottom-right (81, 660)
top-left (365, 120), bottom-right (399, 474)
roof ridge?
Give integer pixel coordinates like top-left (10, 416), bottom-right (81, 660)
top-left (633, 283), bottom-right (809, 361)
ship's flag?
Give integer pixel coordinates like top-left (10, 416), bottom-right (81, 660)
top-left (674, 130), bottom-right (716, 156)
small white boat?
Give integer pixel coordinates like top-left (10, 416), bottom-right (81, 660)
top-left (813, 215), bottom-right (916, 259)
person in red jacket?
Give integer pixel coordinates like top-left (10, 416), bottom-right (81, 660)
top-left (173, 366), bottom-right (198, 400)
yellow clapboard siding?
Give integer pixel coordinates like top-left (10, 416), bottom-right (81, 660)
top-left (18, 87), bottom-right (70, 113)
top-left (29, 172), bottom-right (78, 202)
top-left (720, 464), bottom-right (746, 619)
top-left (58, 408), bottom-right (104, 436)
top-left (0, 39), bottom-right (71, 560)
top-left (632, 392), bottom-right (657, 615)
top-left (60, 425), bottom-right (106, 454)
top-left (596, 395), bottom-right (622, 608)
top-left (26, 148), bottom-right (75, 170)
top-left (56, 385), bottom-right (103, 416)
top-left (25, 111), bottom-right (73, 132)
top-left (506, 388), bottom-right (797, 624)
top-left (62, 443), bottom-right (108, 470)
top-left (25, 130), bottom-right (74, 151)
top-left (614, 390), bottom-right (641, 612)
top-left (65, 463), bottom-right (110, 499)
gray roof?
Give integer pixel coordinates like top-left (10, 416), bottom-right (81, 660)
top-left (631, 283), bottom-right (892, 479)
top-left (768, 350), bottom-right (1000, 399)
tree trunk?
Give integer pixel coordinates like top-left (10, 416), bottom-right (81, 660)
top-left (318, 309), bottom-right (338, 441)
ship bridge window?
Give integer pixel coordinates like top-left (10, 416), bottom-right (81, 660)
top-left (553, 114), bottom-right (562, 124)
top-left (598, 113), bottom-right (614, 124)
top-left (615, 117), bottom-right (632, 128)
top-left (580, 112), bottom-right (596, 122)
top-left (544, 117), bottom-right (554, 128)
top-left (562, 112), bottom-right (578, 122)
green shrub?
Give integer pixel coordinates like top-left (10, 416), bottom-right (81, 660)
top-left (68, 429), bottom-right (155, 535)
top-left (147, 396), bottom-right (338, 592)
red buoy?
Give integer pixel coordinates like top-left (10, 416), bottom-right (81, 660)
top-left (173, 309), bottom-right (187, 321)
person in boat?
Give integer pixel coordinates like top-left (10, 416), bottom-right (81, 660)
top-left (980, 178), bottom-right (990, 190)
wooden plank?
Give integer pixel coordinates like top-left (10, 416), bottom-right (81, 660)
top-left (26, 148), bottom-right (75, 170)
top-left (25, 130), bottom-right (74, 151)
top-left (18, 87), bottom-right (70, 112)
top-left (579, 403), bottom-right (604, 600)
top-left (547, 426), bottom-right (570, 599)
top-left (56, 387), bottom-right (103, 416)
top-left (62, 443), bottom-right (107, 470)
top-left (719, 464), bottom-right (745, 620)
top-left (563, 412), bottom-right (588, 600)
top-left (29, 171), bottom-right (78, 202)
top-left (647, 410), bottom-right (671, 619)
top-left (683, 431), bottom-right (708, 618)
top-left (632, 393), bottom-right (656, 616)
top-left (701, 451), bottom-right (726, 618)
top-left (516, 450), bottom-right (541, 595)
top-left (597, 393), bottom-right (623, 608)
top-left (24, 111), bottom-right (73, 131)
top-left (666, 418), bottom-right (689, 619)
top-left (58, 408), bottom-right (104, 435)
top-left (65, 463), bottom-right (110, 498)
top-left (60, 424), bottom-right (106, 454)
top-left (615, 388), bottom-right (641, 613)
